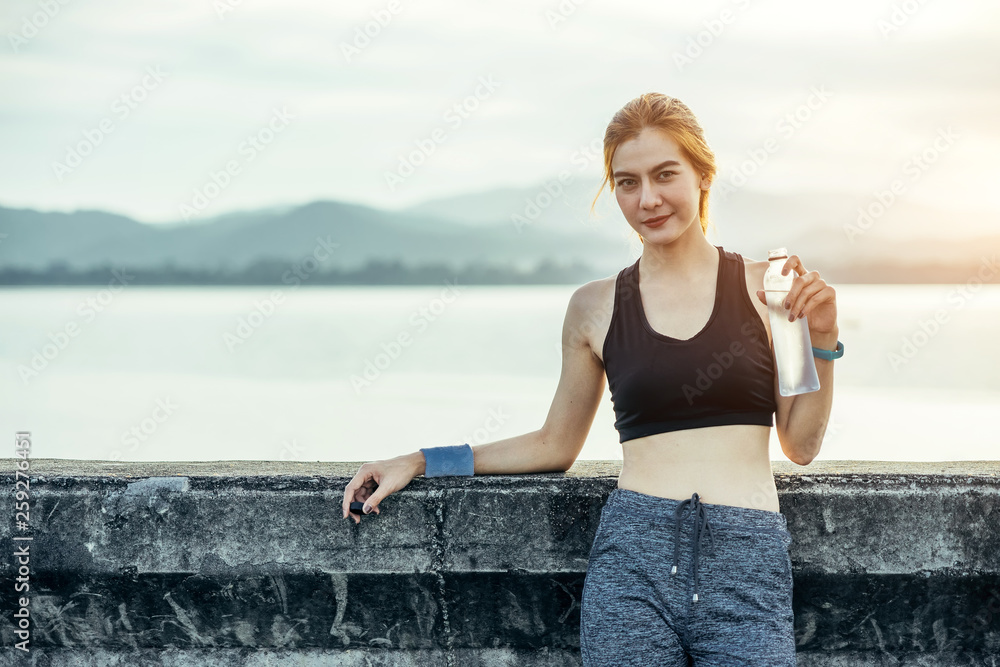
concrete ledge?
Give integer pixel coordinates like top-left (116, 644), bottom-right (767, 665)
top-left (1, 460), bottom-right (998, 665)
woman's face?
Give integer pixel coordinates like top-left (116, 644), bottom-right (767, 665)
top-left (611, 127), bottom-right (709, 244)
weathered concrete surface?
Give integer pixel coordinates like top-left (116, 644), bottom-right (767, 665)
top-left (1, 459), bottom-right (998, 666)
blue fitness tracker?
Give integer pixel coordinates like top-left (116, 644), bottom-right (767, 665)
top-left (812, 340), bottom-right (844, 360)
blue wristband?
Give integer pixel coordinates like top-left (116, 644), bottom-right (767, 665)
top-left (812, 340), bottom-right (844, 360)
top-left (420, 443), bottom-right (475, 477)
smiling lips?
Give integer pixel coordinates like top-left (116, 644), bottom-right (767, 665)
top-left (641, 214), bottom-right (672, 228)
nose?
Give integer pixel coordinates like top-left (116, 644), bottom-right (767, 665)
top-left (638, 180), bottom-right (662, 209)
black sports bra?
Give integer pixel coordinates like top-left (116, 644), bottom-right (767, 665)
top-left (602, 245), bottom-right (777, 443)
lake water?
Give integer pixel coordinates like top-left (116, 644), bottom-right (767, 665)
top-left (2, 283), bottom-right (998, 463)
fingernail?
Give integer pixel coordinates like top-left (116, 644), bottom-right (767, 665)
top-left (363, 503), bottom-right (371, 514)
top-left (783, 300), bottom-right (790, 309)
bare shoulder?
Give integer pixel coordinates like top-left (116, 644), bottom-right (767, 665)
top-left (571, 274), bottom-right (616, 308)
top-left (737, 250), bottom-right (765, 268)
top-left (565, 273), bottom-right (618, 362)
top-left (739, 254), bottom-right (772, 344)
top-left (741, 254), bottom-right (769, 289)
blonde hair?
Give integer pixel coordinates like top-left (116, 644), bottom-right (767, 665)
top-left (591, 93), bottom-right (717, 239)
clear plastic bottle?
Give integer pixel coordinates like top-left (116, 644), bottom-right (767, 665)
top-left (764, 248), bottom-right (820, 396)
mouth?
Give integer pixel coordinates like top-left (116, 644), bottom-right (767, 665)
top-left (641, 214), bottom-right (672, 228)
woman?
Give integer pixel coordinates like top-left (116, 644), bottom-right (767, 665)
top-left (342, 93), bottom-right (841, 665)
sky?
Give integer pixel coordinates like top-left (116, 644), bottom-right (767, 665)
top-left (1, 0), bottom-right (998, 227)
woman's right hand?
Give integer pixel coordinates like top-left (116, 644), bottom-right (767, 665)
top-left (341, 453), bottom-right (423, 524)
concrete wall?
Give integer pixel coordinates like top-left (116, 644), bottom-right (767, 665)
top-left (1, 459), bottom-right (998, 666)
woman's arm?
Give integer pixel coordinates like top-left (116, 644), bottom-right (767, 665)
top-left (468, 282), bottom-right (607, 473)
top-left (756, 254), bottom-right (839, 466)
top-left (772, 327), bottom-right (838, 465)
top-left (395, 427), bottom-right (563, 477)
top-left (344, 282), bottom-right (607, 521)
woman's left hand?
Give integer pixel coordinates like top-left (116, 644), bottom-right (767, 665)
top-left (756, 255), bottom-right (838, 335)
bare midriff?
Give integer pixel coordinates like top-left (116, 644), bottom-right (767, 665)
top-left (617, 423), bottom-right (780, 513)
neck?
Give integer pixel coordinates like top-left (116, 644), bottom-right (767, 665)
top-left (638, 231), bottom-right (718, 283)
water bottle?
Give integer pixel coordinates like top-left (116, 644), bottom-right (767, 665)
top-left (764, 248), bottom-right (820, 396)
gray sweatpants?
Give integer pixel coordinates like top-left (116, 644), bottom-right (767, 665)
top-left (581, 487), bottom-right (796, 666)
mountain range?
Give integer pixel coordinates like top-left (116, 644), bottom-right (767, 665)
top-left (1, 180), bottom-right (997, 284)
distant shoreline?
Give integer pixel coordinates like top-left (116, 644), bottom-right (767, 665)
top-left (1, 258), bottom-right (998, 286)
top-left (0, 259), bottom-right (598, 287)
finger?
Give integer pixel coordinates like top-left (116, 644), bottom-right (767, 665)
top-left (360, 474), bottom-right (381, 504)
top-left (756, 289), bottom-right (765, 304)
top-left (785, 272), bottom-right (821, 319)
top-left (778, 255), bottom-right (806, 311)
top-left (782, 255), bottom-right (805, 277)
top-left (363, 486), bottom-right (389, 514)
top-left (342, 467), bottom-right (373, 518)
top-left (799, 285), bottom-right (836, 321)
top-left (342, 485), bottom-right (353, 519)
top-left (787, 275), bottom-right (826, 320)
top-left (782, 270), bottom-right (819, 316)
top-left (342, 478), bottom-right (359, 518)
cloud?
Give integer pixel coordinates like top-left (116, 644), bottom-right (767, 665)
top-left (0, 0), bottom-right (996, 224)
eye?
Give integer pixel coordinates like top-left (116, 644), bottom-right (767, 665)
top-left (659, 171), bottom-right (676, 178)
top-left (616, 178), bottom-right (635, 187)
